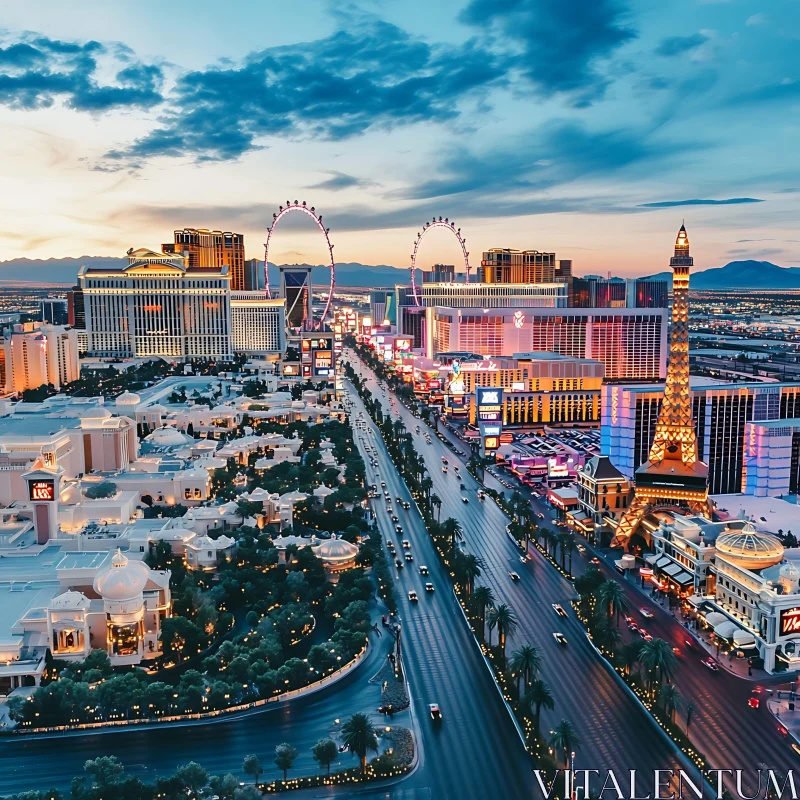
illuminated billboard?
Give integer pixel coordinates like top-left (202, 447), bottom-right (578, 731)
top-left (477, 386), bottom-right (503, 422)
top-left (484, 436), bottom-right (500, 451)
top-left (29, 479), bottom-right (55, 501)
top-left (781, 608), bottom-right (800, 636)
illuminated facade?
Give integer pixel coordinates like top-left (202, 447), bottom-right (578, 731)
top-left (163, 228), bottom-right (246, 291)
top-left (479, 248), bottom-right (556, 284)
top-left (2, 322), bottom-right (80, 393)
top-left (230, 293), bottom-right (286, 356)
top-left (439, 354), bottom-right (603, 426)
top-left (419, 282), bottom-right (567, 309)
top-left (602, 381), bottom-right (800, 496)
top-left (279, 266), bottom-right (313, 330)
top-left (428, 306), bottom-right (667, 381)
top-left (612, 227), bottom-right (711, 549)
top-left (79, 248), bottom-right (232, 360)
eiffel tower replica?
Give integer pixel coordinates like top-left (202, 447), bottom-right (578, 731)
top-left (611, 225), bottom-right (711, 549)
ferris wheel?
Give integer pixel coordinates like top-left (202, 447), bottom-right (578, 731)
top-left (410, 217), bottom-right (470, 306)
top-left (264, 201), bottom-right (335, 328)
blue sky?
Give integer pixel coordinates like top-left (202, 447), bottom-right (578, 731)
top-left (0, 0), bottom-right (798, 277)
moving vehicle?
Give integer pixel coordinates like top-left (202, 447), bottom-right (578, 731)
top-left (478, 491), bottom-right (484, 500)
top-left (590, 557), bottom-right (601, 565)
top-left (509, 571), bottom-right (521, 581)
top-left (429, 703), bottom-right (442, 721)
top-left (405, 553), bottom-right (413, 562)
top-left (552, 604), bottom-right (567, 617)
top-left (395, 559), bottom-right (404, 569)
top-left (748, 696), bottom-right (760, 710)
top-left (391, 515), bottom-right (399, 523)
top-left (462, 497), bottom-right (469, 503)
top-left (553, 633), bottom-right (568, 645)
top-left (441, 457), bottom-right (448, 464)
top-left (701, 658), bottom-right (720, 672)
top-left (395, 525), bottom-right (403, 533)
top-left (402, 540), bottom-right (411, 549)
top-left (419, 565), bottom-right (429, 575)
top-left (408, 590), bottom-right (418, 602)
top-left (442, 466), bottom-right (448, 473)
top-left (640, 608), bottom-right (654, 618)
top-left (402, 502), bottom-right (410, 510)
top-left (425, 582), bottom-right (435, 592)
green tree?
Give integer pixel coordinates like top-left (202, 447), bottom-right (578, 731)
top-left (312, 737), bottom-right (339, 775)
top-left (175, 761), bottom-right (209, 794)
top-left (431, 494), bottom-right (442, 522)
top-left (660, 684), bottom-right (682, 722)
top-left (549, 719), bottom-right (581, 769)
top-left (509, 644), bottom-right (541, 694)
top-left (639, 638), bottom-right (679, 696)
top-left (243, 754), bottom-right (262, 785)
top-left (488, 603), bottom-right (518, 661)
top-left (340, 713), bottom-right (378, 774)
top-left (442, 517), bottom-right (464, 553)
top-left (523, 679), bottom-right (554, 739)
top-left (274, 743), bottom-right (298, 781)
top-left (472, 585), bottom-right (495, 639)
top-left (597, 580), bottom-right (629, 628)
top-left (83, 756), bottom-right (124, 788)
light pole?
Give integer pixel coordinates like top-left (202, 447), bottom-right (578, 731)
top-left (570, 751), bottom-right (576, 800)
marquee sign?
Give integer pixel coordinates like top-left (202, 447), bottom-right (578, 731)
top-left (29, 479), bottom-right (55, 501)
top-left (780, 607), bottom-right (800, 636)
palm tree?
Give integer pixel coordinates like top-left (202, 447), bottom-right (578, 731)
top-left (509, 645), bottom-right (541, 694)
top-left (660, 684), bottom-right (682, 722)
top-left (562, 531), bottom-right (576, 575)
top-left (595, 622), bottom-right (622, 654)
top-left (523, 679), bottom-right (554, 738)
top-left (421, 476), bottom-right (433, 503)
top-left (618, 640), bottom-right (643, 677)
top-left (340, 713), bottom-right (378, 774)
top-left (472, 586), bottom-right (495, 638)
top-left (597, 580), bottom-right (629, 628)
top-left (549, 719), bottom-right (581, 769)
top-left (639, 638), bottom-right (678, 696)
top-left (442, 517), bottom-right (464, 553)
top-left (685, 700), bottom-right (695, 735)
top-left (488, 604), bottom-right (518, 660)
top-left (458, 552), bottom-right (482, 599)
top-left (431, 494), bottom-right (442, 522)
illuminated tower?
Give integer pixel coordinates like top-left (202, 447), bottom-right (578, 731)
top-left (611, 225), bottom-right (710, 549)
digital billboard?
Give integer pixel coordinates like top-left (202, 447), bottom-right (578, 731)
top-left (477, 386), bottom-right (503, 421)
top-left (29, 479), bottom-right (55, 501)
top-left (780, 607), bottom-right (800, 636)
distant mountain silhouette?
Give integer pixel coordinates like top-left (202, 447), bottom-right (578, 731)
top-left (2, 255), bottom-right (798, 290)
top-left (0, 256), bottom-right (418, 288)
top-left (645, 260), bottom-right (800, 290)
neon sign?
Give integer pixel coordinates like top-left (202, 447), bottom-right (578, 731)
top-left (29, 479), bottom-right (55, 501)
top-left (513, 310), bottom-right (525, 329)
top-left (780, 607), bottom-right (800, 636)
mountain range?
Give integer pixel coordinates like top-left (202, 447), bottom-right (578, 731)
top-left (0, 256), bottom-right (798, 290)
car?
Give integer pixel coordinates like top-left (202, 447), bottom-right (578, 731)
top-left (395, 525), bottom-right (403, 533)
top-left (405, 553), bottom-right (413, 562)
top-left (462, 497), bottom-right (469, 503)
top-left (391, 515), bottom-right (399, 523)
top-left (553, 632), bottom-right (568, 645)
top-left (642, 632), bottom-right (653, 642)
top-left (509, 571), bottom-right (521, 581)
top-left (576, 544), bottom-right (586, 554)
top-left (684, 638), bottom-right (695, 649)
top-left (640, 608), bottom-right (655, 618)
top-left (403, 502), bottom-right (410, 510)
top-left (701, 658), bottom-right (720, 672)
top-left (408, 590), bottom-right (418, 601)
top-left (442, 466), bottom-right (448, 473)
top-left (748, 696), bottom-right (760, 710)
top-left (552, 604), bottom-right (567, 617)
top-left (672, 646), bottom-right (683, 658)
top-left (791, 742), bottom-right (800, 756)
top-left (381, 482), bottom-right (386, 488)
top-left (441, 457), bottom-right (448, 464)
top-left (402, 540), bottom-right (411, 549)
top-left (460, 482), bottom-right (466, 489)
top-left (590, 557), bottom-right (601, 565)
top-left (429, 703), bottom-right (442, 721)
top-left (395, 559), bottom-right (404, 569)
top-left (536, 512), bottom-right (545, 519)
top-left (419, 565), bottom-right (429, 575)
top-left (520, 555), bottom-right (529, 564)
top-left (478, 491), bottom-right (485, 500)
top-left (425, 582), bottom-right (435, 592)
top-left (396, 496), bottom-right (403, 504)
top-left (386, 540), bottom-right (393, 549)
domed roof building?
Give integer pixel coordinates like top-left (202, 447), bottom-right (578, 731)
top-left (144, 425), bottom-right (195, 449)
top-left (80, 406), bottom-right (112, 421)
top-left (94, 550), bottom-right (150, 605)
top-left (185, 534), bottom-right (235, 571)
top-left (116, 391), bottom-right (141, 406)
top-left (313, 536), bottom-right (359, 578)
top-left (715, 526), bottom-right (784, 570)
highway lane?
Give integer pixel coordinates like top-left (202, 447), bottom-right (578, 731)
top-left (438, 412), bottom-right (800, 790)
top-left (346, 353), bottom-right (688, 791)
top-left (345, 380), bottom-right (533, 799)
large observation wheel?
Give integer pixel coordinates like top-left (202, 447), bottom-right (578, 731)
top-left (264, 201), bottom-right (335, 328)
top-left (410, 217), bottom-right (470, 306)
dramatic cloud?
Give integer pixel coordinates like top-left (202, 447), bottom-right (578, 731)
top-left (655, 33), bottom-right (709, 57)
top-left (459, 0), bottom-right (636, 104)
top-left (402, 121), bottom-right (693, 201)
top-left (309, 171), bottom-right (375, 191)
top-left (638, 198), bottom-right (764, 208)
top-left (104, 17), bottom-right (506, 164)
top-left (0, 35), bottom-right (163, 111)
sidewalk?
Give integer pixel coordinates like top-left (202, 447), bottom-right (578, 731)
top-left (767, 697), bottom-right (800, 744)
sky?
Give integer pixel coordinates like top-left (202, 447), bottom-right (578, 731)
top-left (0, 0), bottom-right (798, 278)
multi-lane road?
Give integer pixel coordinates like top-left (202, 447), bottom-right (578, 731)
top-left (346, 352), bottom-right (692, 795)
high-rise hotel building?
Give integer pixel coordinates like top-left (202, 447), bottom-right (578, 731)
top-left (163, 228), bottom-right (246, 290)
top-left (79, 248), bottom-right (233, 360)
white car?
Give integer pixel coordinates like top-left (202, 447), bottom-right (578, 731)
top-left (408, 590), bottom-right (418, 601)
top-left (425, 582), bottom-right (435, 592)
top-left (553, 632), bottom-right (568, 646)
top-left (640, 608), bottom-right (655, 618)
top-left (552, 604), bottom-right (567, 617)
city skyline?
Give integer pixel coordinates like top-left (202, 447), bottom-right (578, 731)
top-left (0, 0), bottom-right (799, 277)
